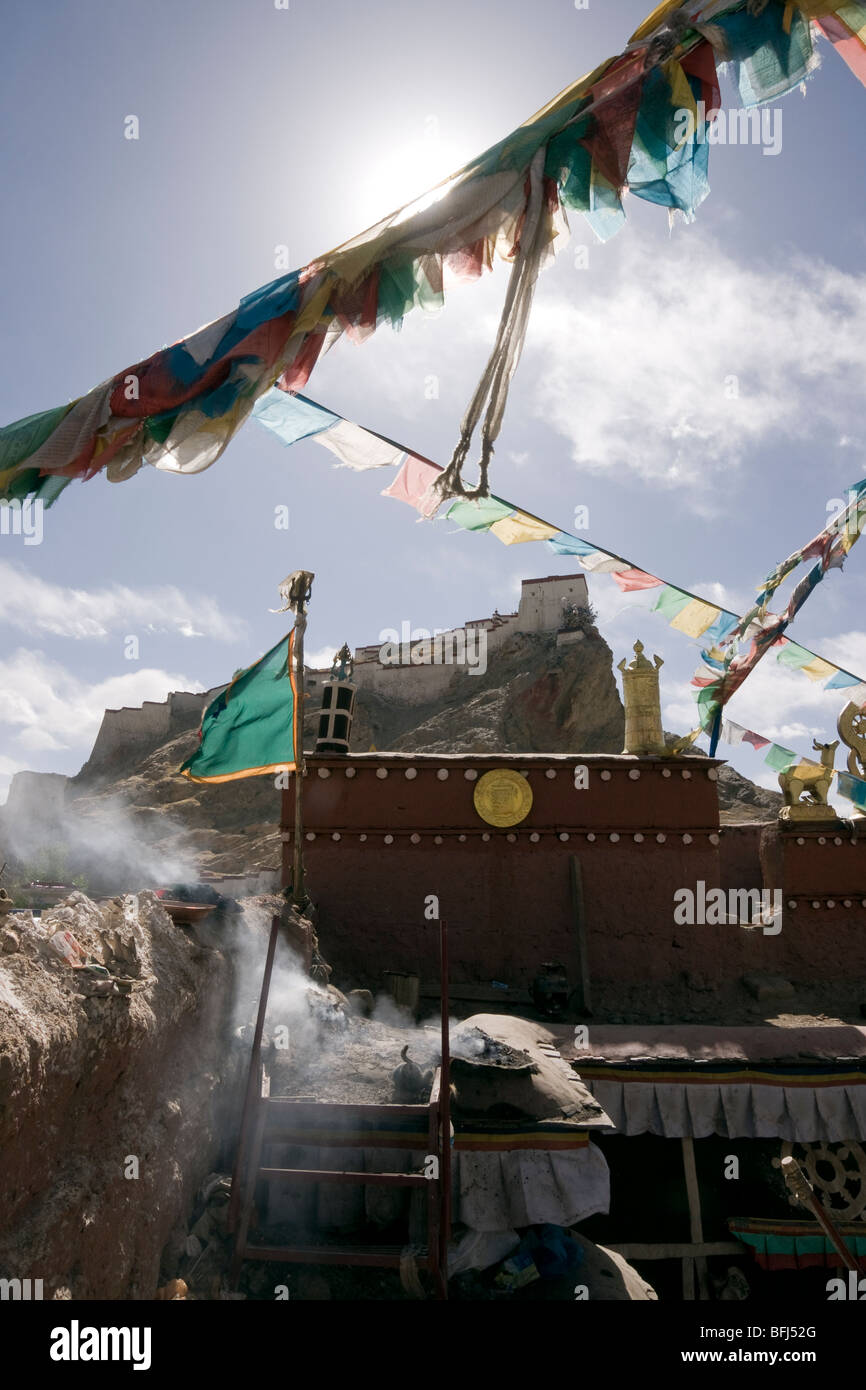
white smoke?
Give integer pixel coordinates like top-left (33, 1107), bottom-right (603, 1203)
top-left (0, 792), bottom-right (198, 895)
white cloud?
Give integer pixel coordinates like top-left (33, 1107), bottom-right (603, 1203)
top-left (0, 649), bottom-right (202, 768)
top-left (0, 562), bottom-right (246, 641)
top-left (305, 645), bottom-right (342, 670)
top-left (529, 233), bottom-right (866, 496)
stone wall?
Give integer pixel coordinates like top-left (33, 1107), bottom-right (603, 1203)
top-left (315, 573), bottom-right (592, 706)
top-left (0, 892), bottom-right (245, 1299)
top-left (3, 770), bottom-right (69, 819)
top-left (78, 689), bottom-right (222, 782)
top-left (280, 754), bottom-right (866, 1019)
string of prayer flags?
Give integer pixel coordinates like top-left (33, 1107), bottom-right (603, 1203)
top-left (6, 3), bottom-right (866, 507)
top-left (252, 389), bottom-right (404, 470)
top-left (374, 422), bottom-right (866, 711)
top-left (690, 475), bottom-right (866, 737)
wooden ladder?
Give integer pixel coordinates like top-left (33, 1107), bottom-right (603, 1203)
top-left (227, 915), bottom-right (449, 1298)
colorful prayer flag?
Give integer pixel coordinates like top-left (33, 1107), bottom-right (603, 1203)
top-left (837, 769), bottom-right (866, 810)
top-left (381, 454), bottom-right (443, 517)
top-left (669, 598), bottom-right (720, 639)
top-left (764, 743), bottom-right (797, 773)
top-left (446, 497), bottom-right (514, 531)
top-left (490, 511), bottom-right (559, 544)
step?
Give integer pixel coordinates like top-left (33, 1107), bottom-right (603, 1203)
top-left (258, 1167), bottom-right (430, 1188)
top-left (238, 1241), bottom-right (433, 1269)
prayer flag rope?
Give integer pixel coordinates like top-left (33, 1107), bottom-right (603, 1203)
top-left (243, 386), bottom-right (866, 804)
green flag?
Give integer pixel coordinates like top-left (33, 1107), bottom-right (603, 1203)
top-left (180, 631), bottom-right (297, 784)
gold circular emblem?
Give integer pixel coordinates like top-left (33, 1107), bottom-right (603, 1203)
top-left (473, 769), bottom-right (533, 827)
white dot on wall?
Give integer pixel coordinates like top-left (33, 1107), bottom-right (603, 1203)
top-left (280, 832), bottom-right (292, 843)
top-left (634, 833), bottom-right (644, 843)
top-left (811, 900), bottom-right (820, 909)
top-left (437, 769), bottom-right (449, 780)
top-left (458, 834), bottom-right (466, 842)
top-left (818, 836), bottom-right (826, 846)
top-left (834, 837), bottom-right (842, 846)
top-left (306, 832), bottom-right (316, 841)
top-left (683, 834), bottom-right (692, 845)
top-left (410, 833), bottom-right (421, 844)
top-left (787, 899), bottom-right (797, 910)
top-left (656, 833), bottom-right (666, 843)
top-left (587, 833), bottom-right (596, 842)
top-left (376, 768), bottom-right (388, 779)
top-left (662, 769), bottom-right (672, 778)
top-left (628, 769), bottom-right (640, 781)
top-left (862, 900), bottom-right (866, 909)
top-left (545, 769), bottom-right (556, 780)
top-left (827, 899), bottom-right (836, 909)
top-left (317, 768), bottom-right (330, 779)
top-left (559, 832), bottom-right (570, 842)
top-left (482, 833), bottom-right (491, 842)
top-left (464, 769), bottom-right (477, 781)
top-left (332, 832), bottom-right (341, 841)
top-left (600, 770), bottom-right (612, 781)
top-left (520, 770), bottom-right (529, 778)
top-left (796, 837), bottom-right (805, 846)
top-left (530, 832), bottom-right (540, 842)
top-left (384, 834), bottom-right (394, 844)
top-left (345, 767), bottom-right (356, 778)
top-left (609, 832), bottom-right (620, 843)
top-left (843, 899), bottom-right (852, 908)
top-left (507, 833), bottom-right (517, 843)
top-left (707, 769), bottom-right (719, 781)
top-left (709, 833), bottom-right (720, 845)
top-left (359, 834), bottom-right (367, 842)
top-left (405, 768), bottom-right (417, 780)
top-left (434, 835), bottom-right (443, 845)
top-left (682, 770), bottom-right (692, 780)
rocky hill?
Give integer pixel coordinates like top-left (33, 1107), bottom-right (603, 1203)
top-left (0, 624), bottom-right (780, 891)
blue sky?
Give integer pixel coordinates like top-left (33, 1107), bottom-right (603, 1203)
top-left (2, 0), bottom-right (865, 799)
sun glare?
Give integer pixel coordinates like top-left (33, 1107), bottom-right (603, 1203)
top-left (355, 137), bottom-right (470, 230)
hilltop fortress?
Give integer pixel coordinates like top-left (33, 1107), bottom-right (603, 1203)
top-left (3, 574), bottom-right (593, 809)
top-left (311, 573), bottom-right (591, 702)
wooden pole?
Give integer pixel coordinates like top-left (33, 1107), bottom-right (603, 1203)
top-left (439, 917), bottom-right (451, 1297)
top-left (569, 855), bottom-right (592, 1015)
top-left (292, 605), bottom-right (307, 909)
top-left (681, 1137), bottom-right (710, 1300)
top-left (228, 913), bottom-right (281, 1236)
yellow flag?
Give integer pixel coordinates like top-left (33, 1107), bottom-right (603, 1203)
top-left (800, 657), bottom-right (836, 682)
top-left (490, 511), bottom-right (559, 545)
top-left (669, 599), bottom-right (720, 639)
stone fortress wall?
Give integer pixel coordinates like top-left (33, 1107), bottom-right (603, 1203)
top-left (307, 573), bottom-right (591, 703)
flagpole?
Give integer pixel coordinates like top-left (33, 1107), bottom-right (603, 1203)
top-left (276, 571), bottom-right (314, 910)
top-left (292, 604), bottom-right (307, 909)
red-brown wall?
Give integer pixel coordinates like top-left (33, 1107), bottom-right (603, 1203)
top-left (280, 754), bottom-right (866, 1002)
